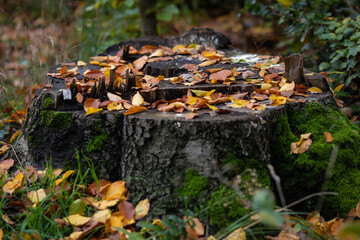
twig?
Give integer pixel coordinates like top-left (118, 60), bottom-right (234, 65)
top-left (316, 143), bottom-right (340, 211)
top-left (267, 163), bottom-right (286, 208)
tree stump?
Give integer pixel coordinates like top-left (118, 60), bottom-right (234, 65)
top-left (6, 28), bottom-right (360, 223)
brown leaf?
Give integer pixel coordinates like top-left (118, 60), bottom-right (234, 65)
top-left (185, 113), bottom-right (199, 120)
top-left (83, 98), bottom-right (101, 112)
top-left (0, 159), bottom-right (15, 172)
top-left (242, 70), bottom-right (255, 79)
top-left (83, 69), bottom-right (104, 79)
top-left (183, 64), bottom-right (199, 72)
top-left (324, 132), bottom-right (333, 143)
top-left (209, 70), bottom-right (232, 81)
top-left (118, 201), bottom-right (136, 220)
top-left (133, 56), bottom-right (148, 70)
top-left (86, 179), bottom-right (111, 196)
top-left (356, 200), bottom-right (360, 218)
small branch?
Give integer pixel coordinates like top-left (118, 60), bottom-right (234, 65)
top-left (267, 163), bottom-right (286, 208)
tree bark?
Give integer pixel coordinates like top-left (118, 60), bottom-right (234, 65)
top-left (139, 0), bottom-right (158, 36)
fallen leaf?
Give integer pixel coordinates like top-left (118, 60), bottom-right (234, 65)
top-left (135, 199), bottom-right (150, 220)
top-left (207, 104), bottom-right (217, 111)
top-left (2, 214), bottom-right (14, 225)
top-left (149, 49), bottom-right (163, 58)
top-left (105, 181), bottom-right (126, 201)
top-left (77, 60), bottom-right (87, 66)
top-left (191, 89), bottom-right (215, 97)
top-left (27, 189), bottom-right (47, 203)
top-left (92, 209), bottom-right (111, 223)
top-left (242, 70), bottom-right (255, 79)
top-left (261, 83), bottom-right (272, 90)
top-left (108, 102), bottom-right (124, 111)
top-left (183, 64), bottom-right (198, 72)
top-left (132, 92), bottom-right (144, 106)
top-left (118, 201), bottom-right (136, 220)
top-left (133, 56), bottom-right (148, 70)
top-left (85, 107), bottom-right (103, 116)
top-left (2, 172), bottom-right (24, 194)
top-left (333, 84), bottom-right (344, 92)
top-left (198, 59), bottom-right (218, 67)
top-left (55, 170), bottom-right (75, 185)
top-left (224, 227), bottom-right (246, 240)
top-left (185, 113), bottom-right (199, 120)
top-left (269, 94), bottom-right (287, 106)
top-left (64, 214), bottom-right (91, 226)
top-left (324, 132), bottom-right (333, 143)
top-left (209, 70), bottom-right (232, 81)
top-left (308, 87), bottom-right (323, 93)
top-left (290, 133), bottom-right (312, 154)
top-left (0, 159), bottom-right (15, 173)
top-left (9, 129), bottom-right (21, 144)
top-left (124, 105), bottom-right (148, 115)
top-left (185, 217), bottom-right (204, 239)
top-left (172, 44), bottom-right (186, 53)
top-left (356, 200), bottom-right (360, 218)
top-left (83, 98), bottom-right (101, 112)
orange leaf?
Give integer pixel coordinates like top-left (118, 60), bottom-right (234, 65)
top-left (124, 105), bottom-right (148, 115)
top-left (356, 200), bottom-right (360, 218)
top-left (133, 56), bottom-right (148, 70)
top-left (105, 181), bottom-right (126, 201)
top-left (198, 59), bottom-right (218, 67)
top-left (185, 217), bottom-right (204, 239)
top-left (0, 159), bottom-right (15, 172)
top-left (9, 129), bottom-right (21, 144)
top-left (2, 173), bottom-right (24, 194)
top-left (324, 132), bottom-right (333, 143)
top-left (55, 170), bottom-right (75, 185)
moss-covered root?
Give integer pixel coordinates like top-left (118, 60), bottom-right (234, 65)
top-left (273, 101), bottom-right (360, 217)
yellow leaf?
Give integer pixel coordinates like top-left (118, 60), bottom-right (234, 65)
top-left (333, 84), bottom-right (344, 92)
top-left (135, 199), bottom-right (150, 220)
top-left (224, 227), bottom-right (246, 240)
top-left (191, 89), bottom-right (215, 97)
top-left (290, 133), bottom-right (312, 154)
top-left (77, 60), bottom-right (87, 66)
top-left (105, 181), bottom-right (126, 201)
top-left (2, 173), bottom-right (24, 194)
top-left (132, 92), bottom-right (144, 106)
top-left (308, 87), bottom-right (322, 93)
top-left (153, 219), bottom-right (166, 230)
top-left (64, 214), bottom-right (91, 226)
top-left (0, 229), bottom-right (3, 240)
top-left (149, 49), bottom-right (163, 58)
top-left (172, 44), bottom-right (186, 53)
top-left (85, 107), bottom-right (103, 116)
top-left (89, 60), bottom-right (99, 65)
top-left (269, 94), bottom-right (287, 106)
top-left (27, 189), bottom-right (47, 203)
top-left (92, 209), bottom-right (111, 223)
top-left (186, 95), bottom-right (198, 105)
top-left (86, 198), bottom-right (119, 210)
top-left (0, 145), bottom-right (9, 155)
top-left (55, 170), bottom-right (75, 185)
top-left (69, 231), bottom-right (83, 240)
top-left (261, 83), bottom-right (272, 90)
top-left (207, 104), bottom-right (217, 111)
top-left (107, 102), bottom-right (124, 111)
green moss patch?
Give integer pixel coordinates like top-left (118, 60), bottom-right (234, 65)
top-left (85, 122), bottom-right (108, 153)
top-left (42, 97), bottom-right (55, 110)
top-left (40, 110), bottom-right (72, 130)
top-left (272, 101), bottom-right (360, 216)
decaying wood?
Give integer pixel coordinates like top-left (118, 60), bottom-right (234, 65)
top-left (284, 54), bottom-right (305, 85)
